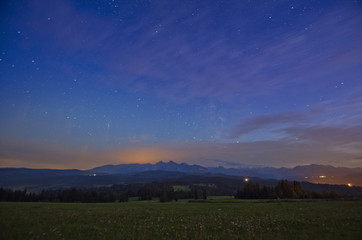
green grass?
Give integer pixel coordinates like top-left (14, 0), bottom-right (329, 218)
top-left (1, 200), bottom-right (362, 240)
top-left (128, 197), bottom-right (140, 202)
top-left (173, 185), bottom-right (191, 191)
top-left (207, 195), bottom-right (236, 201)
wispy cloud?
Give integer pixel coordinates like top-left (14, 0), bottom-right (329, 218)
top-left (281, 125), bottom-right (362, 147)
top-left (229, 101), bottom-right (362, 153)
top-left (228, 111), bottom-right (306, 139)
top-left (317, 95), bottom-right (362, 126)
top-left (228, 108), bottom-right (326, 139)
top-left (17, 1), bottom-right (362, 103)
top-left (107, 4), bottom-right (362, 103)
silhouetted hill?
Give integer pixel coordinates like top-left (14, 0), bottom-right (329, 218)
top-left (1, 161), bottom-right (362, 194)
top-left (90, 161), bottom-right (362, 186)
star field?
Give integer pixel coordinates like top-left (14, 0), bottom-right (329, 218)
top-left (0, 0), bottom-right (362, 169)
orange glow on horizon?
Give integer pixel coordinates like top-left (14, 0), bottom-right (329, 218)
top-left (111, 146), bottom-right (188, 165)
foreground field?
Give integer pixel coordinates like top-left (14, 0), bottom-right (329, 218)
top-left (1, 200), bottom-right (362, 239)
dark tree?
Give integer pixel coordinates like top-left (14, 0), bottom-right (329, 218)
top-left (202, 189), bottom-right (207, 200)
top-left (194, 189), bottom-right (199, 200)
top-left (138, 186), bottom-right (153, 200)
top-left (293, 181), bottom-right (304, 198)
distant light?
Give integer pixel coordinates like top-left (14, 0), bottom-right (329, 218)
top-left (347, 183), bottom-right (352, 187)
top-left (319, 175), bottom-right (326, 178)
top-left (304, 177), bottom-right (308, 179)
top-left (244, 178), bottom-right (249, 182)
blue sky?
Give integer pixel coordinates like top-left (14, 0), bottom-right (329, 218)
top-left (1, 0), bottom-right (362, 169)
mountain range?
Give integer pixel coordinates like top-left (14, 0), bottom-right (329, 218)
top-left (90, 161), bottom-right (362, 185)
top-left (1, 161), bottom-right (362, 192)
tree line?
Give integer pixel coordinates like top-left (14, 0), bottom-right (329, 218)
top-left (0, 179), bottom-right (343, 203)
top-left (136, 183), bottom-right (207, 202)
top-left (0, 183), bottom-right (209, 203)
top-left (0, 187), bottom-right (128, 203)
top-left (235, 180), bottom-right (340, 199)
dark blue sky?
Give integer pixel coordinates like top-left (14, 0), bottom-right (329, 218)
top-left (1, 0), bottom-right (362, 169)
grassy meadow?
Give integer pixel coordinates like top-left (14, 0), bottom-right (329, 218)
top-left (1, 199), bottom-right (362, 240)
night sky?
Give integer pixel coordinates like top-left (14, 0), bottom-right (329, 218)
top-left (1, 0), bottom-right (362, 169)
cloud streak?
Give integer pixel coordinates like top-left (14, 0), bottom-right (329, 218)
top-left (228, 111), bottom-right (308, 139)
top-left (107, 4), bottom-right (362, 103)
top-left (17, 1), bottom-right (362, 103)
top-left (228, 107), bottom-right (327, 139)
top-left (281, 125), bottom-right (362, 147)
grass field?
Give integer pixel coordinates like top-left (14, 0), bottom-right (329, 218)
top-left (173, 185), bottom-right (191, 191)
top-left (1, 199), bottom-right (362, 240)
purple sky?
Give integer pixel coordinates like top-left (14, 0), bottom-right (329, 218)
top-left (0, 0), bottom-right (362, 169)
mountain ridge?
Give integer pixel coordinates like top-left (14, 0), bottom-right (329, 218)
top-left (1, 161), bottom-right (362, 189)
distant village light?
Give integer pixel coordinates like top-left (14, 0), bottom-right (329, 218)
top-left (319, 175), bottom-right (326, 178)
top-left (244, 178), bottom-right (249, 182)
top-left (347, 183), bottom-right (352, 187)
